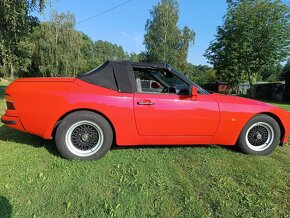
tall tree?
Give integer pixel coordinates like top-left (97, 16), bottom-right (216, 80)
top-left (205, 0), bottom-right (290, 91)
top-left (29, 16), bottom-right (130, 77)
top-left (0, 0), bottom-right (46, 78)
top-left (30, 11), bottom-right (84, 77)
top-left (144, 0), bottom-right (195, 71)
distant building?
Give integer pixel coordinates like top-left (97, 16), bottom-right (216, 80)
top-left (237, 81), bottom-right (285, 101)
top-left (238, 81), bottom-right (276, 96)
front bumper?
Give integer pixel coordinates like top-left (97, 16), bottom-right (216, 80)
top-left (1, 114), bottom-right (26, 132)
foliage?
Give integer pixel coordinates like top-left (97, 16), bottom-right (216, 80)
top-left (0, 0), bottom-right (196, 78)
top-left (185, 64), bottom-right (217, 85)
top-left (261, 64), bottom-right (283, 82)
top-left (28, 11), bottom-right (83, 77)
top-left (205, 0), bottom-right (290, 87)
top-left (0, 0), bottom-right (46, 78)
top-left (0, 3), bottom-right (130, 78)
top-left (93, 40), bottom-right (129, 66)
top-left (77, 33), bottom-right (95, 74)
top-left (282, 58), bottom-right (290, 76)
top-left (25, 11), bottom-right (129, 77)
top-left (128, 52), bottom-right (141, 62)
top-left (144, 0), bottom-right (195, 71)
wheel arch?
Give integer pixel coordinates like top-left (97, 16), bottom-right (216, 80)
top-left (51, 108), bottom-right (116, 143)
top-left (236, 112), bottom-right (285, 145)
top-left (259, 112), bottom-right (285, 145)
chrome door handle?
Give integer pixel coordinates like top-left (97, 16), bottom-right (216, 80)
top-left (137, 101), bottom-right (154, 105)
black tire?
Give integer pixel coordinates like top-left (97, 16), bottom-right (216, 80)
top-left (237, 114), bottom-right (280, 155)
top-left (55, 111), bottom-right (113, 160)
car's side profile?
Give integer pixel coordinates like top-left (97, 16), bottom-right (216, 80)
top-left (1, 61), bottom-right (290, 160)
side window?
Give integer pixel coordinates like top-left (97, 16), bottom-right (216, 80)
top-left (151, 70), bottom-right (187, 87)
top-left (134, 68), bottom-right (190, 94)
top-left (134, 69), bottom-right (164, 93)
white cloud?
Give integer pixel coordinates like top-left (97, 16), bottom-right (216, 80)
top-left (119, 32), bottom-right (144, 52)
top-left (120, 31), bottom-right (129, 37)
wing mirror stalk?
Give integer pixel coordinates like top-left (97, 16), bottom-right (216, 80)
top-left (191, 86), bottom-right (198, 100)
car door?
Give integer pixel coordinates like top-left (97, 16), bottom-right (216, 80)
top-left (133, 68), bottom-right (220, 136)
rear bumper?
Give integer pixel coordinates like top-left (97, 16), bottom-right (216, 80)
top-left (1, 118), bottom-right (16, 125)
top-left (1, 114), bottom-right (26, 132)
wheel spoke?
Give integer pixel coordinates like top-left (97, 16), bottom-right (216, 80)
top-left (70, 123), bottom-right (101, 151)
top-left (245, 122), bottom-right (274, 152)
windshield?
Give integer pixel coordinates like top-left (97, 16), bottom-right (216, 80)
top-left (170, 68), bottom-right (210, 95)
top-left (150, 70), bottom-right (188, 87)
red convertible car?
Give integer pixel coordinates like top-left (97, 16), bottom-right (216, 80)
top-left (1, 61), bottom-right (290, 160)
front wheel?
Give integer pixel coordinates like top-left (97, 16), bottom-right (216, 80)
top-left (237, 114), bottom-right (280, 155)
top-left (55, 111), bottom-right (113, 160)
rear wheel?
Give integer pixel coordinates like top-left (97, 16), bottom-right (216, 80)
top-left (55, 111), bottom-right (113, 160)
top-left (237, 114), bottom-right (280, 155)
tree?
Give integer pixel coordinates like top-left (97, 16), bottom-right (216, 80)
top-left (185, 64), bottom-right (217, 85)
top-left (260, 64), bottom-right (283, 82)
top-left (77, 33), bottom-right (95, 74)
top-left (29, 14), bottom-right (130, 77)
top-left (0, 0), bottom-right (46, 78)
top-left (144, 0), bottom-right (195, 71)
top-left (282, 58), bottom-right (290, 75)
top-left (30, 11), bottom-right (84, 77)
top-left (205, 0), bottom-right (290, 93)
top-left (129, 52), bottom-right (140, 62)
top-left (93, 40), bottom-right (129, 66)
top-left (78, 39), bottom-right (129, 75)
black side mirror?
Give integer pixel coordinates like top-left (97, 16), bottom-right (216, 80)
top-left (176, 85), bottom-right (191, 96)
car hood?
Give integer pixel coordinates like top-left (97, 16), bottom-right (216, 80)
top-left (210, 93), bottom-right (276, 108)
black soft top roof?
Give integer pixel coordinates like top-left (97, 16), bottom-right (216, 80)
top-left (78, 60), bottom-right (171, 93)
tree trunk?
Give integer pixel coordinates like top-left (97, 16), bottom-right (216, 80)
top-left (9, 62), bottom-right (14, 79)
top-left (247, 71), bottom-right (255, 98)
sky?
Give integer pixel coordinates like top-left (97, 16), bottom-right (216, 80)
top-left (38, 0), bottom-right (229, 65)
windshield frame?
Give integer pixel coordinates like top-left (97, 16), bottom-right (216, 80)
top-left (168, 66), bottom-right (210, 95)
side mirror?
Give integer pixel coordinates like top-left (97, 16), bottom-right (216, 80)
top-left (176, 85), bottom-right (191, 96)
top-left (191, 86), bottom-right (198, 100)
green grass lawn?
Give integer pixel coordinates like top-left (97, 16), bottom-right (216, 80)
top-left (0, 82), bottom-right (290, 217)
